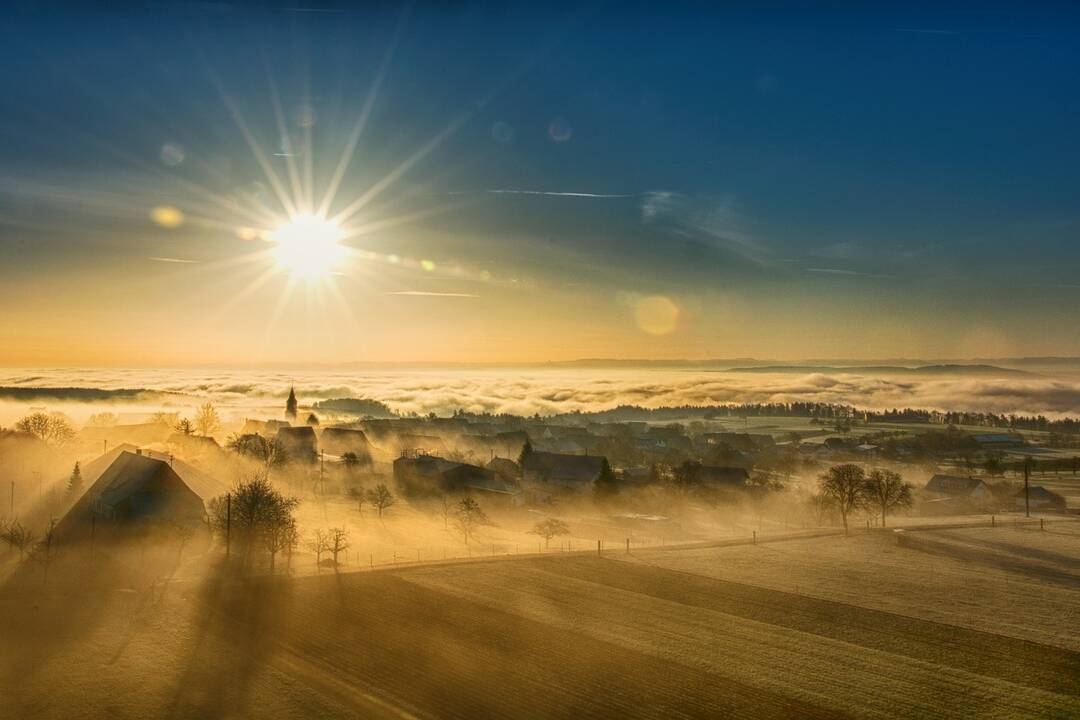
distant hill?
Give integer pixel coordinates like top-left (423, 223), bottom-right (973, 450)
top-left (312, 397), bottom-right (397, 418)
top-left (725, 364), bottom-right (1031, 376)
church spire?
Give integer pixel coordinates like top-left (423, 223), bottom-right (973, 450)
top-left (286, 386), bottom-right (298, 420)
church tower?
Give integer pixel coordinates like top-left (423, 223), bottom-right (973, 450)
top-left (286, 386), bottom-right (298, 421)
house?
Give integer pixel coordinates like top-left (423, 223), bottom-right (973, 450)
top-left (521, 452), bottom-right (607, 493)
top-left (55, 450), bottom-right (206, 541)
top-left (925, 474), bottom-right (994, 503)
top-left (973, 433), bottom-right (1023, 448)
top-left (620, 466), bottom-right (655, 486)
top-left (276, 426), bottom-right (318, 463)
top-left (1016, 486), bottom-right (1067, 512)
top-left (394, 453), bottom-right (519, 501)
top-left (319, 427), bottom-right (373, 463)
top-left (241, 418), bottom-right (290, 436)
top-left (696, 465), bottom-right (749, 489)
top-left (486, 457), bottom-right (520, 483)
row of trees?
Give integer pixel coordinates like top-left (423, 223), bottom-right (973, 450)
top-left (817, 464), bottom-right (913, 532)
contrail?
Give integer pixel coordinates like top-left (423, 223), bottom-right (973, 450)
top-left (447, 189), bottom-right (637, 199)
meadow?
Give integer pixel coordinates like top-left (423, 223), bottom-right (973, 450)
top-left (2, 521), bottom-right (1078, 719)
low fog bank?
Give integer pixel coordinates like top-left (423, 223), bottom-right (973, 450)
top-left (5, 365), bottom-right (1080, 421)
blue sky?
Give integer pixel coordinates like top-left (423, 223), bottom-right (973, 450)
top-left (0, 1), bottom-right (1078, 364)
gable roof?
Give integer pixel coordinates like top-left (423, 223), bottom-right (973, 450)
top-left (523, 452), bottom-right (605, 486)
top-left (56, 451), bottom-right (206, 538)
top-left (926, 474), bottom-right (989, 495)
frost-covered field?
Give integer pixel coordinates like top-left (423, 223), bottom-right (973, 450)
top-left (2, 522), bottom-right (1079, 719)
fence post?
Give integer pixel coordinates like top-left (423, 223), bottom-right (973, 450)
top-left (1040, 518), bottom-right (1045, 531)
top-left (626, 538), bottom-right (630, 554)
top-left (991, 515), bottom-right (995, 528)
top-left (370, 553), bottom-right (373, 570)
top-left (597, 539), bottom-right (601, 556)
top-left (752, 531), bottom-right (757, 545)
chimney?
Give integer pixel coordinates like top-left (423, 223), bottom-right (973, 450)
top-left (135, 448), bottom-right (142, 455)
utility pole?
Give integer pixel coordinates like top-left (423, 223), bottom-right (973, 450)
top-left (103, 439), bottom-right (108, 456)
top-left (9, 480), bottom-right (13, 518)
top-left (225, 492), bottom-right (232, 558)
top-left (1023, 456), bottom-right (1032, 518)
top-left (319, 450), bottom-right (325, 495)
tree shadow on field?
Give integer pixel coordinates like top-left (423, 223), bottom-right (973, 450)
top-left (0, 545), bottom-right (122, 707)
top-left (166, 559), bottom-right (292, 719)
top-left (933, 530), bottom-right (1080, 571)
top-left (898, 534), bottom-right (1080, 588)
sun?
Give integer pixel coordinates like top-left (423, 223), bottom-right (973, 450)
top-left (269, 213), bottom-right (346, 280)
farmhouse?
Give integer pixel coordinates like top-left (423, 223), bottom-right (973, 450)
top-left (522, 451), bottom-right (607, 493)
top-left (394, 452), bottom-right (519, 501)
top-left (972, 433), bottom-right (1023, 448)
top-left (319, 427), bottom-right (373, 462)
top-left (697, 465), bottom-right (750, 488)
top-left (1016, 486), bottom-right (1067, 512)
top-left (925, 474), bottom-right (994, 503)
top-left (276, 426), bottom-right (318, 463)
top-left (55, 450), bottom-right (206, 541)
top-left (486, 457), bottom-right (520, 483)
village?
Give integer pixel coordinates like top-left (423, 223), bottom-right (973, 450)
top-left (0, 386), bottom-right (1074, 578)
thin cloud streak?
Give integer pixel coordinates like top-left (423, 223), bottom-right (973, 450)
top-left (387, 291), bottom-right (479, 298)
top-left (148, 256), bottom-right (199, 264)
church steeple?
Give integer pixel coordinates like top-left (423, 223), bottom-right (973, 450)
top-left (286, 386), bottom-right (298, 421)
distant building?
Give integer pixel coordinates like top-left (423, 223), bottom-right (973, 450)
top-left (286, 386), bottom-right (298, 421)
top-left (241, 418), bottom-right (290, 436)
top-left (925, 474), bottom-right (993, 503)
top-left (486, 457), bottom-right (521, 483)
top-left (277, 426), bottom-right (317, 463)
top-left (320, 427), bottom-right (373, 463)
top-left (696, 465), bottom-right (750, 488)
top-left (1016, 486), bottom-right (1067, 512)
top-left (972, 433), bottom-right (1023, 448)
top-left (394, 453), bottom-right (519, 501)
top-left (521, 451), bottom-right (606, 493)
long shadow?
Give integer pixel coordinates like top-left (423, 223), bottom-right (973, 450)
top-left (930, 530), bottom-right (1080, 571)
top-left (898, 533), bottom-right (1080, 589)
top-left (165, 558), bottom-right (292, 719)
top-left (0, 543), bottom-right (123, 707)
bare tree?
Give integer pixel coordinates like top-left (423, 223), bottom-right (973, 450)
top-left (195, 402), bottom-right (221, 437)
top-left (345, 486), bottom-right (367, 515)
top-left (1, 520), bottom-right (36, 560)
top-left (174, 418), bottom-right (195, 436)
top-left (227, 434), bottom-right (289, 479)
top-left (326, 527), bottom-right (349, 569)
top-left (367, 484), bottom-right (395, 520)
top-left (818, 463), bottom-right (866, 535)
top-left (440, 495), bottom-right (452, 529)
top-left (263, 511), bottom-right (297, 575)
top-left (455, 497), bottom-right (488, 545)
top-left (15, 412), bottom-right (74, 446)
top-left (308, 529), bottom-right (330, 571)
top-left (863, 469), bottom-right (913, 527)
top-left (529, 518), bottom-right (570, 548)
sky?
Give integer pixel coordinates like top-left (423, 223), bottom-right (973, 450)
top-left (0, 1), bottom-right (1078, 366)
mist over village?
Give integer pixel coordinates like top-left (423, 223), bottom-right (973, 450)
top-left (2, 2), bottom-right (1080, 719)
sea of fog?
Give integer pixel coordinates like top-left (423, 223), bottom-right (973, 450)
top-left (3, 365), bottom-right (1080, 426)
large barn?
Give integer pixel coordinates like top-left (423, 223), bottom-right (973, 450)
top-left (54, 450), bottom-right (207, 541)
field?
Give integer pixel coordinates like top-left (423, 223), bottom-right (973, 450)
top-left (2, 523), bottom-right (1078, 719)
